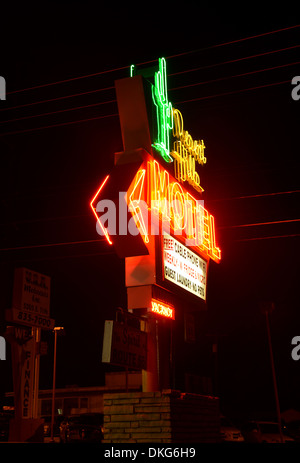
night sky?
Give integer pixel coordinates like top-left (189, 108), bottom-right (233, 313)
top-left (0, 3), bottom-right (299, 422)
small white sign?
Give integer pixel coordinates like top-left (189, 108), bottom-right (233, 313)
top-left (163, 233), bottom-right (207, 300)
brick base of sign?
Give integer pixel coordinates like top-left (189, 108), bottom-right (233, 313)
top-left (103, 390), bottom-right (221, 443)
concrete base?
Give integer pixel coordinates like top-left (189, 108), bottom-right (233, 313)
top-left (103, 389), bottom-right (221, 443)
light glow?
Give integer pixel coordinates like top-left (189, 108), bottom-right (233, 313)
top-left (146, 159), bottom-right (221, 262)
top-left (128, 168), bottom-right (149, 244)
top-left (152, 58), bottom-right (173, 163)
top-left (171, 108), bottom-right (206, 193)
top-left (151, 299), bottom-right (175, 319)
top-left (91, 159), bottom-right (221, 263)
top-left (90, 175), bottom-right (113, 245)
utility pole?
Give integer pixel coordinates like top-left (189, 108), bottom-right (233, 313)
top-left (261, 302), bottom-right (284, 443)
top-left (50, 327), bottom-right (64, 442)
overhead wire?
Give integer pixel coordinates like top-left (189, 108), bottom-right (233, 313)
top-left (219, 218), bottom-right (300, 230)
top-left (0, 99), bottom-right (117, 125)
top-left (4, 24), bottom-right (299, 96)
top-left (166, 24), bottom-right (300, 60)
top-left (0, 25), bottom-right (298, 136)
top-left (0, 113), bottom-right (119, 136)
top-left (1, 58), bottom-right (299, 126)
top-left (207, 189), bottom-right (300, 202)
top-left (0, 238), bottom-right (106, 252)
top-left (170, 60), bottom-right (300, 92)
top-left (168, 44), bottom-right (300, 78)
top-left (233, 233), bottom-right (300, 242)
top-left (174, 79), bottom-right (291, 105)
top-left (1, 44), bottom-right (299, 117)
top-left (0, 74), bottom-right (295, 136)
top-left (0, 86), bottom-right (115, 112)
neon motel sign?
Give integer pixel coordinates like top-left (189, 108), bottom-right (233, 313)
top-left (91, 157), bottom-right (221, 263)
top-left (90, 57), bottom-right (221, 265)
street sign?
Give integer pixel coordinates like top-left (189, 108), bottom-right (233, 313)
top-left (102, 320), bottom-right (147, 370)
top-left (5, 308), bottom-right (55, 330)
top-left (12, 267), bottom-right (51, 318)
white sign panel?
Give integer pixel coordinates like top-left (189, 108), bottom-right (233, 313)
top-left (12, 268), bottom-right (51, 317)
top-left (163, 233), bottom-right (207, 300)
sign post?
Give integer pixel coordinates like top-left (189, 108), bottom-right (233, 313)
top-left (6, 268), bottom-right (53, 442)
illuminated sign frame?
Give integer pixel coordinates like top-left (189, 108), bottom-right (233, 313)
top-left (162, 232), bottom-right (207, 301)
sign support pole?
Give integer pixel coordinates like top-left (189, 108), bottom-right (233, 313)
top-left (142, 317), bottom-right (159, 392)
top-left (32, 327), bottom-right (41, 418)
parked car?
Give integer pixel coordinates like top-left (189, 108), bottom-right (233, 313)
top-left (43, 415), bottom-right (66, 442)
top-left (220, 416), bottom-right (244, 442)
top-left (242, 421), bottom-right (295, 443)
top-left (60, 413), bottom-right (104, 443)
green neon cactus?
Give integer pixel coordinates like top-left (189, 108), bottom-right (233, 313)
top-left (152, 58), bottom-right (173, 163)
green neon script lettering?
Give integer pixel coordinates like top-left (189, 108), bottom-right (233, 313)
top-left (152, 58), bottom-right (173, 163)
top-left (130, 64), bottom-right (135, 77)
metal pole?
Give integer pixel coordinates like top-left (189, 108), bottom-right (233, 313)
top-left (142, 317), bottom-right (159, 392)
top-left (50, 329), bottom-right (57, 442)
top-left (265, 310), bottom-right (284, 443)
top-left (33, 327), bottom-right (41, 418)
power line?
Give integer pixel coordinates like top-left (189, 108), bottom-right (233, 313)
top-left (0, 86), bottom-right (115, 112)
top-left (0, 238), bottom-right (105, 252)
top-left (233, 233), bottom-right (300, 242)
top-left (0, 112), bottom-right (119, 136)
top-left (169, 45), bottom-right (300, 78)
top-left (5, 25), bottom-right (300, 96)
top-left (2, 44), bottom-right (298, 116)
top-left (4, 250), bottom-right (115, 263)
top-left (2, 58), bottom-right (298, 125)
top-left (219, 218), bottom-right (300, 230)
top-left (1, 41), bottom-right (298, 126)
top-left (1, 189), bottom-right (299, 227)
top-left (167, 24), bottom-right (300, 60)
top-left (0, 99), bottom-right (117, 125)
top-left (175, 79), bottom-right (291, 105)
top-left (0, 77), bottom-right (293, 137)
top-left (207, 189), bottom-right (300, 202)
top-left (6, 64), bottom-right (130, 95)
top-left (1, 27), bottom-right (298, 134)
top-left (170, 60), bottom-right (300, 92)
